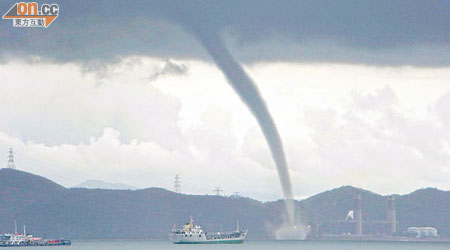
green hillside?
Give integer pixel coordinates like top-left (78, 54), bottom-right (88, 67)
top-left (0, 169), bottom-right (449, 239)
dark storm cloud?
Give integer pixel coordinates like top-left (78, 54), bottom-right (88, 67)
top-left (1, 0), bottom-right (449, 66)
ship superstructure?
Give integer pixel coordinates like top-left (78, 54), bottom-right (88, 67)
top-left (169, 217), bottom-right (247, 244)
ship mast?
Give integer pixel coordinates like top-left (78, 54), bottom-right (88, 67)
top-left (236, 220), bottom-right (239, 232)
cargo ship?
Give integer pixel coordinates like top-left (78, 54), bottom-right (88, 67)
top-left (0, 224), bottom-right (71, 247)
top-left (169, 217), bottom-right (247, 244)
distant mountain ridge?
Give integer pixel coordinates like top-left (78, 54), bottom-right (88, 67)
top-left (75, 179), bottom-right (138, 190)
top-left (0, 168), bottom-right (449, 239)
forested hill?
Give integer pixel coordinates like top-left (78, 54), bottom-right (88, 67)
top-left (1, 168), bottom-right (449, 239)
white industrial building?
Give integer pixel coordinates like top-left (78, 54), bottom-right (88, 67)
top-left (407, 227), bottom-right (438, 238)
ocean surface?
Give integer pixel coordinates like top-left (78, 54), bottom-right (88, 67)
top-left (8, 240), bottom-right (450, 250)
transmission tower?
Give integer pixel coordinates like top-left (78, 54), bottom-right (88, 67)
top-left (213, 187), bottom-right (223, 196)
top-left (7, 148), bottom-right (15, 169)
top-left (174, 174), bottom-right (181, 193)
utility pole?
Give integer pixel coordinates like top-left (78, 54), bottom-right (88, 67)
top-left (174, 174), bottom-right (181, 193)
top-left (233, 192), bottom-right (240, 198)
top-left (213, 187), bottom-right (223, 196)
top-left (7, 148), bottom-right (15, 169)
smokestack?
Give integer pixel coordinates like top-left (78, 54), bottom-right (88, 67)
top-left (386, 195), bottom-right (396, 234)
top-left (313, 215), bottom-right (320, 239)
top-left (353, 194), bottom-right (362, 236)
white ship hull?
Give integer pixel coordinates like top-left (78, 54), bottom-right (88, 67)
top-left (169, 217), bottom-right (246, 244)
top-left (170, 232), bottom-right (246, 244)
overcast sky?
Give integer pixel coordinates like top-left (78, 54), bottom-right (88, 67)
top-left (1, 1), bottom-right (450, 201)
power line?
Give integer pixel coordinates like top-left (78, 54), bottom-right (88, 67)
top-left (18, 156), bottom-right (100, 184)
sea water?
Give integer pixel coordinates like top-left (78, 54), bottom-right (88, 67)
top-left (7, 240), bottom-right (450, 250)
